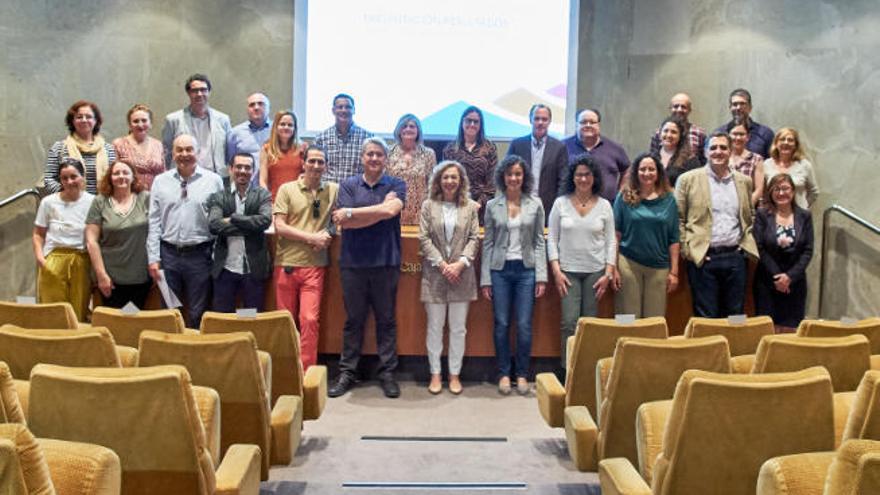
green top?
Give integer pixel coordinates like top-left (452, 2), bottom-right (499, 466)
top-left (86, 191), bottom-right (150, 284)
top-left (613, 192), bottom-right (680, 269)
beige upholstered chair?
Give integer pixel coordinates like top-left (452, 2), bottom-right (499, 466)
top-left (536, 316), bottom-right (668, 426)
top-left (0, 301), bottom-right (79, 328)
top-left (683, 316), bottom-right (774, 356)
top-left (200, 310), bottom-right (326, 420)
top-left (138, 331), bottom-right (303, 480)
top-left (797, 317), bottom-right (880, 354)
top-left (750, 334), bottom-right (871, 392)
top-left (0, 362), bottom-right (26, 424)
top-left (564, 336), bottom-right (732, 472)
top-left (0, 326), bottom-right (137, 379)
top-left (599, 367), bottom-right (836, 495)
top-left (27, 364), bottom-right (260, 495)
top-left (757, 370), bottom-right (880, 494)
top-left (90, 307), bottom-right (189, 348)
top-left (0, 422), bottom-right (121, 495)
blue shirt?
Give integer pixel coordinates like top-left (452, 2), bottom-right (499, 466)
top-left (226, 119), bottom-right (271, 187)
top-left (337, 174), bottom-right (406, 268)
top-left (562, 135), bottom-right (630, 203)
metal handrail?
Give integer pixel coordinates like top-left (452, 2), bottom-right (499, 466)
top-left (0, 188), bottom-right (40, 210)
top-left (818, 204), bottom-right (880, 318)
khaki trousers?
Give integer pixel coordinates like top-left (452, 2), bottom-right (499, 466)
top-left (615, 255), bottom-right (668, 318)
top-left (38, 248), bottom-right (91, 322)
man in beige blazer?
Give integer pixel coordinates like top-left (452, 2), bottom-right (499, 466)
top-left (675, 132), bottom-right (758, 317)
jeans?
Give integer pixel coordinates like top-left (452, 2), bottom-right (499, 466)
top-left (687, 250), bottom-right (747, 317)
top-left (211, 268), bottom-right (266, 313)
top-left (490, 260), bottom-right (536, 379)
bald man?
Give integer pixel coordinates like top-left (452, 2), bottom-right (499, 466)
top-left (147, 134), bottom-right (224, 327)
top-left (649, 93), bottom-right (707, 164)
top-left (226, 92), bottom-right (272, 187)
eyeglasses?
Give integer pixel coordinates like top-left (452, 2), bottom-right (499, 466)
top-left (188, 87), bottom-right (209, 94)
top-left (578, 120), bottom-right (599, 126)
top-left (463, 118), bottom-right (480, 126)
top-left (708, 145), bottom-right (729, 151)
top-left (180, 179), bottom-right (188, 199)
top-left (312, 199), bottom-right (321, 219)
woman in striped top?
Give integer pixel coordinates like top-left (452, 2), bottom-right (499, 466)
top-left (44, 100), bottom-right (116, 195)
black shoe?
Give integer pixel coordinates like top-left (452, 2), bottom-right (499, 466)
top-left (380, 376), bottom-right (400, 398)
top-left (328, 373), bottom-right (356, 398)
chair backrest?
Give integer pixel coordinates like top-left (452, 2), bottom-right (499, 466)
top-left (0, 423), bottom-right (54, 495)
top-left (842, 370), bottom-right (880, 442)
top-left (201, 311), bottom-right (304, 403)
top-left (0, 301), bottom-right (78, 329)
top-left (0, 362), bottom-right (26, 424)
top-left (27, 364), bottom-right (215, 495)
top-left (597, 336), bottom-right (731, 467)
top-left (652, 367), bottom-right (835, 495)
top-left (90, 307), bottom-right (186, 348)
top-left (797, 318), bottom-right (880, 355)
top-left (683, 316), bottom-right (774, 356)
top-left (137, 331), bottom-right (271, 479)
top-left (566, 317), bottom-right (668, 418)
top-left (0, 326), bottom-right (121, 379)
top-left (752, 334), bottom-right (871, 392)
top-left (823, 439), bottom-right (880, 495)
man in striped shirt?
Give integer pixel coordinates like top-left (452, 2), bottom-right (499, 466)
top-left (314, 93), bottom-right (373, 184)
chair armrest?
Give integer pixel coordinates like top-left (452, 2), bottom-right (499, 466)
top-left (183, 328), bottom-right (200, 335)
top-left (599, 458), bottom-right (652, 495)
top-left (302, 365), bottom-right (327, 421)
top-left (256, 351), bottom-right (272, 401)
top-left (215, 444), bottom-right (262, 495)
top-left (564, 406), bottom-right (599, 472)
top-left (39, 437), bottom-right (121, 495)
top-left (566, 336), bottom-right (576, 371)
top-left (536, 372), bottom-right (566, 428)
top-left (114, 346), bottom-right (138, 367)
top-left (756, 451), bottom-right (836, 495)
top-left (636, 399), bottom-right (674, 483)
top-left (13, 379), bottom-right (29, 419)
top-left (595, 357), bottom-right (613, 423)
top-left (667, 335), bottom-right (685, 340)
top-left (76, 323), bottom-right (93, 330)
top-left (269, 395), bottom-right (303, 466)
top-left (871, 355), bottom-right (880, 371)
top-left (833, 391), bottom-right (857, 449)
top-left (191, 385), bottom-right (221, 468)
top-left (730, 354), bottom-right (755, 374)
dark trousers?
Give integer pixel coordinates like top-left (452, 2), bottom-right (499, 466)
top-left (102, 280), bottom-right (153, 309)
top-left (687, 249), bottom-right (748, 317)
top-left (338, 266), bottom-right (400, 378)
top-left (160, 242), bottom-right (212, 328)
top-left (211, 268), bottom-right (266, 313)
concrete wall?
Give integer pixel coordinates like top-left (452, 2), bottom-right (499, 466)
top-left (1, 0), bottom-right (877, 317)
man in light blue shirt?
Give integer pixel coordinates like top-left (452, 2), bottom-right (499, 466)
top-left (226, 93), bottom-right (272, 187)
top-left (148, 134), bottom-right (224, 327)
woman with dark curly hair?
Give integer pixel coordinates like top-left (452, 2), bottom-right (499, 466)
top-left (480, 155), bottom-right (547, 395)
top-left (657, 115), bottom-right (700, 187)
top-left (44, 100), bottom-right (117, 194)
top-left (612, 153), bottom-right (680, 318)
top-left (548, 153), bottom-right (616, 368)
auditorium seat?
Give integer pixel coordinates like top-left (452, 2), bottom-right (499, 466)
top-left (536, 316), bottom-right (668, 427)
top-left (0, 422), bottom-right (121, 495)
top-left (599, 367), bottom-right (835, 495)
top-left (757, 370), bottom-right (880, 494)
top-left (797, 317), bottom-right (880, 354)
top-left (682, 315), bottom-right (774, 356)
top-left (0, 301), bottom-right (80, 328)
top-left (27, 364), bottom-right (260, 495)
top-left (750, 334), bottom-right (871, 392)
top-left (0, 362), bottom-right (25, 424)
top-left (563, 336), bottom-right (731, 472)
top-left (200, 310), bottom-right (326, 420)
top-left (90, 307), bottom-right (191, 348)
top-left (137, 330), bottom-right (303, 480)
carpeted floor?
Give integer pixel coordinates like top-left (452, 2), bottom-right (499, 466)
top-left (262, 381), bottom-right (601, 494)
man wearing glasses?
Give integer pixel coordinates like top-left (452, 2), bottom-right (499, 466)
top-left (562, 108), bottom-right (630, 202)
top-left (273, 144), bottom-right (338, 371)
top-left (162, 73), bottom-right (232, 177)
top-left (675, 132), bottom-right (758, 318)
top-left (206, 153), bottom-right (272, 312)
top-left (712, 88), bottom-right (775, 158)
top-left (147, 134), bottom-right (224, 327)
top-left (314, 93), bottom-right (373, 183)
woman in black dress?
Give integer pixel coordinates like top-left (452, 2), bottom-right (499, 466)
top-left (753, 173), bottom-right (814, 333)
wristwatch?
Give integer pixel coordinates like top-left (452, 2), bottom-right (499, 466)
top-left (345, 208), bottom-right (353, 219)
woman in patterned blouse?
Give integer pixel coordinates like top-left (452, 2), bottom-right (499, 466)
top-left (386, 114), bottom-right (436, 225)
top-left (112, 103), bottom-right (166, 190)
top-left (727, 119), bottom-right (764, 206)
top-left (443, 106), bottom-right (497, 225)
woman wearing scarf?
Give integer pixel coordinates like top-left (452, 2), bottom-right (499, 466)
top-left (44, 100), bottom-right (116, 195)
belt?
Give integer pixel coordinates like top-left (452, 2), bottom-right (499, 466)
top-left (706, 245), bottom-right (740, 255)
top-left (161, 240), bottom-right (212, 254)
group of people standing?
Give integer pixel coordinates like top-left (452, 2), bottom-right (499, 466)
top-left (33, 75), bottom-right (819, 398)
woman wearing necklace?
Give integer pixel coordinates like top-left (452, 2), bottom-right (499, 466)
top-left (112, 103), bottom-right (166, 190)
top-left (387, 114), bottom-right (436, 225)
top-left (260, 110), bottom-right (304, 201)
top-left (481, 155), bottom-right (547, 395)
top-left (753, 173), bottom-right (814, 333)
top-left (33, 158), bottom-right (95, 321)
top-left (763, 127), bottom-right (819, 210)
top-left (85, 161), bottom-right (152, 309)
top-left (44, 100), bottom-right (116, 194)
top-left (657, 115), bottom-right (700, 188)
top-left (443, 106), bottom-right (498, 225)
top-left (548, 154), bottom-right (617, 371)
top-left (612, 153), bottom-right (679, 318)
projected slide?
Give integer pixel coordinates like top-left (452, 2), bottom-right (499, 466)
top-left (298, 0), bottom-right (571, 139)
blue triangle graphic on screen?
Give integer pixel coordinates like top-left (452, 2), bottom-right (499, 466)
top-left (422, 101), bottom-right (531, 138)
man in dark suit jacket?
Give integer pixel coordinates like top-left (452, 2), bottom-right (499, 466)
top-left (506, 104), bottom-right (568, 219)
